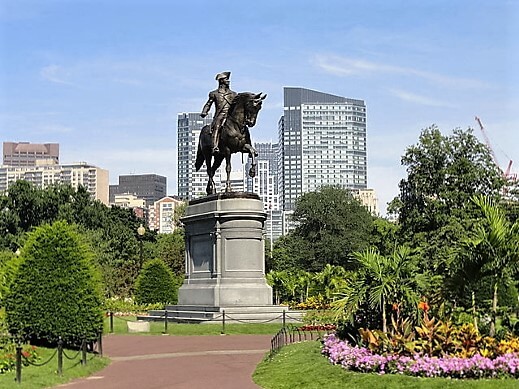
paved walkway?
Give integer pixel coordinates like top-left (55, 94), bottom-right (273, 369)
top-left (60, 334), bottom-right (272, 389)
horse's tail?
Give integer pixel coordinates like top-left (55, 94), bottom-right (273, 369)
top-left (195, 125), bottom-right (211, 171)
top-left (195, 142), bottom-right (204, 171)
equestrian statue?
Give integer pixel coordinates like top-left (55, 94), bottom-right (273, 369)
top-left (196, 71), bottom-right (266, 195)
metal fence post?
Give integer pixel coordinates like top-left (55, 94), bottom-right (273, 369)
top-left (15, 344), bottom-right (22, 384)
top-left (81, 338), bottom-right (87, 366)
top-left (57, 337), bottom-right (63, 376)
top-left (221, 310), bottom-right (226, 334)
top-left (97, 332), bottom-right (103, 357)
top-left (164, 310), bottom-right (168, 334)
top-left (283, 310), bottom-right (286, 327)
top-left (109, 311), bottom-right (114, 333)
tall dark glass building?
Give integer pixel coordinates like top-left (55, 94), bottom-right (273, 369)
top-left (279, 87), bottom-right (367, 211)
top-left (109, 174), bottom-right (167, 207)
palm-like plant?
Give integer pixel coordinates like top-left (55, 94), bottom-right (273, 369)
top-left (465, 195), bottom-right (519, 336)
top-left (266, 270), bottom-right (288, 305)
top-left (314, 264), bottom-right (348, 301)
top-left (332, 246), bottom-right (421, 333)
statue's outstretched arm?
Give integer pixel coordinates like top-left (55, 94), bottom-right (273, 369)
top-left (201, 93), bottom-right (214, 117)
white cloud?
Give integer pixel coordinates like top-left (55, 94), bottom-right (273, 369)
top-left (388, 88), bottom-right (452, 107)
top-left (40, 65), bottom-right (76, 86)
top-left (38, 124), bottom-right (74, 134)
top-left (314, 54), bottom-right (491, 89)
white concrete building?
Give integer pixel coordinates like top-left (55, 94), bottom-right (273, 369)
top-left (0, 160), bottom-right (109, 204)
top-left (148, 196), bottom-right (184, 234)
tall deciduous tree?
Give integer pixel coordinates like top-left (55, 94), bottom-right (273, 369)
top-left (391, 126), bottom-right (504, 273)
top-left (291, 186), bottom-right (373, 271)
top-left (270, 234), bottom-right (312, 272)
top-left (153, 231), bottom-right (185, 276)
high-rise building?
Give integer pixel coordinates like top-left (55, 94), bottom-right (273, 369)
top-left (177, 113), bottom-right (216, 200)
top-left (218, 169), bottom-right (246, 193)
top-left (0, 160), bottom-right (109, 204)
top-left (246, 142), bottom-right (283, 240)
top-left (3, 141), bottom-right (59, 166)
top-left (109, 174), bottom-right (166, 207)
top-left (279, 87), bottom-right (367, 211)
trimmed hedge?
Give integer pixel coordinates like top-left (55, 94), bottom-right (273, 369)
top-left (5, 221), bottom-right (103, 347)
top-left (134, 259), bottom-right (178, 305)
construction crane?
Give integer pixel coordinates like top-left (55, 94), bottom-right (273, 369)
top-left (475, 116), bottom-right (517, 181)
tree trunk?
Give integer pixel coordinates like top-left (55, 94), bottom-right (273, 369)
top-left (472, 290), bottom-right (478, 332)
top-left (490, 282), bottom-right (498, 337)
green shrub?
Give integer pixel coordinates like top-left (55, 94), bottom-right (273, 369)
top-left (104, 296), bottom-right (163, 314)
top-left (134, 259), bottom-right (178, 305)
top-left (0, 251), bottom-right (21, 306)
top-left (4, 221), bottom-right (103, 347)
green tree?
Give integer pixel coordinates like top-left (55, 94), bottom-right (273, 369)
top-left (153, 231), bottom-right (185, 276)
top-left (313, 264), bottom-right (348, 301)
top-left (0, 251), bottom-right (21, 305)
top-left (5, 221), bottom-right (103, 346)
top-left (370, 217), bottom-right (399, 256)
top-left (270, 234), bottom-right (312, 272)
top-left (464, 195), bottom-right (519, 336)
top-left (0, 182), bottom-right (157, 298)
top-left (391, 126), bottom-right (505, 274)
top-left (134, 259), bottom-right (179, 305)
top-left (265, 270), bottom-right (288, 305)
top-left (291, 186), bottom-right (374, 271)
top-left (333, 246), bottom-right (421, 332)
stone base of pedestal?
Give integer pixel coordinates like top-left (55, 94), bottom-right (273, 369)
top-left (178, 192), bottom-right (272, 308)
top-left (178, 281), bottom-right (272, 307)
top-left (143, 305), bottom-right (304, 324)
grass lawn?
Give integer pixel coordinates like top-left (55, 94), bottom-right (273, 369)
top-left (253, 341), bottom-right (519, 389)
top-left (0, 346), bottom-right (109, 389)
top-left (104, 315), bottom-right (283, 335)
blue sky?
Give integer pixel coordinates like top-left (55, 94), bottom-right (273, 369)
top-left (1, 0), bottom-right (518, 215)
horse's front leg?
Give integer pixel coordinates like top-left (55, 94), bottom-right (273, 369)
top-left (205, 155), bottom-right (215, 195)
top-left (243, 144), bottom-right (258, 178)
top-left (225, 155), bottom-right (232, 192)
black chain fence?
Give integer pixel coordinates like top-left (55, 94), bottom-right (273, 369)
top-left (13, 333), bottom-right (103, 384)
top-left (107, 309), bottom-right (304, 335)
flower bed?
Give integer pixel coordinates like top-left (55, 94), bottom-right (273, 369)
top-left (0, 344), bottom-right (39, 374)
top-left (299, 324), bottom-right (337, 332)
top-left (322, 333), bottom-right (519, 379)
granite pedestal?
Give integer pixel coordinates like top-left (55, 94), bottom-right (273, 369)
top-left (141, 193), bottom-right (299, 323)
top-left (178, 192), bottom-right (273, 307)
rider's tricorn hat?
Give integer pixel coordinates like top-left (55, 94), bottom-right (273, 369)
top-left (215, 71), bottom-right (231, 81)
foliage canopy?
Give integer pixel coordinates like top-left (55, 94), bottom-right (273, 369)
top-left (5, 221), bottom-right (104, 346)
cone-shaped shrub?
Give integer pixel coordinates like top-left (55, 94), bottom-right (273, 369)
top-left (134, 259), bottom-right (178, 305)
top-left (5, 221), bottom-right (103, 347)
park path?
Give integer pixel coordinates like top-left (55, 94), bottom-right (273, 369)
top-left (59, 334), bottom-right (272, 389)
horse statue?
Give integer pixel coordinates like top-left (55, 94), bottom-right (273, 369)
top-left (195, 92), bottom-right (267, 195)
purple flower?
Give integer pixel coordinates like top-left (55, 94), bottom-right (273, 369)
top-left (321, 334), bottom-right (519, 379)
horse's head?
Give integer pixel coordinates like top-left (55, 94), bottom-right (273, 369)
top-left (244, 93), bottom-right (267, 127)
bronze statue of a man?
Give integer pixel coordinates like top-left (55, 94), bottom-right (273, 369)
top-left (200, 71), bottom-right (237, 155)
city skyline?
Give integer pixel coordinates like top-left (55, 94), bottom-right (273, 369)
top-left (1, 1), bottom-right (517, 215)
